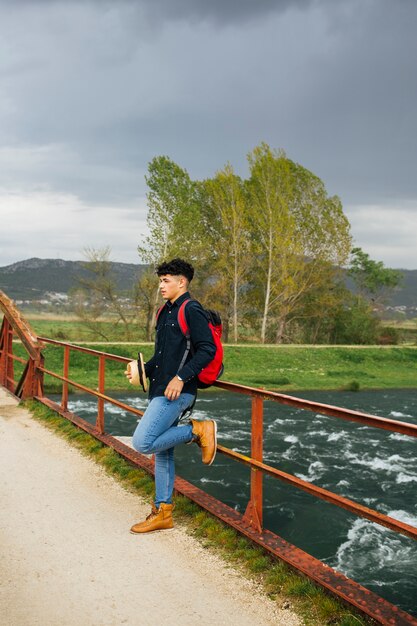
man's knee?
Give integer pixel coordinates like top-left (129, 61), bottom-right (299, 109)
top-left (132, 432), bottom-right (154, 454)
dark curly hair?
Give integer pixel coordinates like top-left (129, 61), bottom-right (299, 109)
top-left (156, 258), bottom-right (194, 283)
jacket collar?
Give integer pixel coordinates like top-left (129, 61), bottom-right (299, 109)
top-left (166, 291), bottom-right (190, 309)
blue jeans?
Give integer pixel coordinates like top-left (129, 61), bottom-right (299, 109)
top-left (132, 393), bottom-right (195, 508)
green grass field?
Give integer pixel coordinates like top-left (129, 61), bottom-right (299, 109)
top-left (29, 317), bottom-right (142, 342)
top-left (12, 341), bottom-right (417, 394)
top-left (25, 314), bottom-right (417, 346)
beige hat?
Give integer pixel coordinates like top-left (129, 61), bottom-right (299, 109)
top-left (127, 353), bottom-right (148, 393)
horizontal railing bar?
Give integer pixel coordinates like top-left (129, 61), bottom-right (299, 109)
top-left (8, 353), bottom-right (27, 364)
top-left (37, 366), bottom-right (144, 418)
top-left (37, 337), bottom-right (131, 364)
top-left (217, 444), bottom-right (417, 541)
top-left (215, 380), bottom-right (417, 438)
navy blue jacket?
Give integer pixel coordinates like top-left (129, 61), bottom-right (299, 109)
top-left (145, 291), bottom-right (216, 399)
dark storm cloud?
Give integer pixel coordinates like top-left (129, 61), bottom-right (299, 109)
top-left (1, 0), bottom-right (417, 267)
top-left (1, 0), bottom-right (416, 203)
top-left (1, 0), bottom-right (316, 25)
top-left (139, 0), bottom-right (315, 25)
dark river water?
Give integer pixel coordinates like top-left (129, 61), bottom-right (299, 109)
top-left (59, 388), bottom-right (417, 615)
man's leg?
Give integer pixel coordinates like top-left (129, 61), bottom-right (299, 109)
top-left (133, 395), bottom-right (218, 466)
top-left (154, 446), bottom-right (175, 508)
top-left (132, 393), bottom-right (195, 455)
top-left (130, 394), bottom-right (194, 534)
top-left (130, 393), bottom-right (217, 533)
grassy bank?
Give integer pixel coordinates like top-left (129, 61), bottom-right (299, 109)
top-left (13, 342), bottom-right (417, 393)
top-left (25, 314), bottom-right (417, 346)
top-left (29, 317), bottom-right (141, 342)
top-left (223, 344), bottom-right (417, 391)
top-left (25, 399), bottom-right (373, 626)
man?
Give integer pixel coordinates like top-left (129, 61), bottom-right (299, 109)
top-left (126, 258), bottom-right (217, 533)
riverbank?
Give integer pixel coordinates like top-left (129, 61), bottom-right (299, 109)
top-left (13, 343), bottom-right (417, 393)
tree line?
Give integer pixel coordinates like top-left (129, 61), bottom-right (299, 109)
top-left (74, 143), bottom-right (402, 344)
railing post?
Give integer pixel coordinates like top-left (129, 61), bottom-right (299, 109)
top-left (15, 352), bottom-right (44, 400)
top-left (34, 354), bottom-right (44, 397)
top-left (96, 355), bottom-right (105, 434)
top-left (0, 317), bottom-right (7, 386)
top-left (242, 395), bottom-right (264, 532)
top-left (61, 345), bottom-right (70, 410)
top-left (0, 317), bottom-right (15, 392)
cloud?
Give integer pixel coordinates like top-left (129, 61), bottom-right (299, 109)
top-left (138, 0), bottom-right (315, 26)
top-left (0, 189), bottom-right (148, 265)
top-left (2, 0), bottom-right (316, 26)
top-left (0, 142), bottom-right (146, 205)
top-left (346, 202), bottom-right (417, 269)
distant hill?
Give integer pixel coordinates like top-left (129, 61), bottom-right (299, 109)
top-left (387, 269), bottom-right (417, 307)
top-left (1, 257), bottom-right (416, 314)
top-left (0, 258), bottom-right (147, 300)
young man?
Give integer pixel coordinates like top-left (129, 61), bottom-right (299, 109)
top-left (126, 258), bottom-right (217, 533)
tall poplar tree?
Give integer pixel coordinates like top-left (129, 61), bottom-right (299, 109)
top-left (247, 143), bottom-right (351, 343)
top-left (203, 164), bottom-right (251, 342)
top-left (137, 156), bottom-right (201, 338)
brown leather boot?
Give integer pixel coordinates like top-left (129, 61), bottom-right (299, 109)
top-left (130, 502), bottom-right (174, 534)
top-left (190, 419), bottom-right (217, 465)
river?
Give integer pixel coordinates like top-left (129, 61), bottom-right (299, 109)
top-left (60, 388), bottom-right (417, 615)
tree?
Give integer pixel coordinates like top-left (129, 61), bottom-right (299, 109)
top-left (247, 143), bottom-right (351, 343)
top-left (246, 145), bottom-right (294, 342)
top-left (202, 165), bottom-right (252, 342)
top-left (133, 267), bottom-right (161, 342)
top-left (329, 294), bottom-right (381, 344)
top-left (73, 247), bottom-right (137, 340)
top-left (284, 262), bottom-right (346, 343)
top-left (138, 156), bottom-right (203, 339)
top-left (348, 247), bottom-right (403, 305)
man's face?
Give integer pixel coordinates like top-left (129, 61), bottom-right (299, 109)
top-left (159, 274), bottom-right (185, 302)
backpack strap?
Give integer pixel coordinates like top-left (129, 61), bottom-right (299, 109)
top-left (177, 299), bottom-right (191, 337)
top-left (155, 303), bottom-right (166, 328)
top-left (177, 299), bottom-right (192, 373)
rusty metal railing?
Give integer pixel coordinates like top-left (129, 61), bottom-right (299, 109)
top-left (1, 290), bottom-right (416, 626)
top-left (215, 379), bottom-right (417, 539)
top-left (37, 337), bottom-right (145, 431)
top-left (0, 291), bottom-right (44, 398)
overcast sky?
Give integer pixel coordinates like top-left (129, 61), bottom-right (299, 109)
top-left (0, 0), bottom-right (416, 269)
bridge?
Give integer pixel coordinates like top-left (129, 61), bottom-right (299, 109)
top-left (1, 289), bottom-right (417, 626)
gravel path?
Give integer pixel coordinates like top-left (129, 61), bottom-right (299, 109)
top-left (0, 387), bottom-right (301, 626)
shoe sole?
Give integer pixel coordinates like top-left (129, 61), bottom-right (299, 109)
top-left (207, 420), bottom-right (217, 466)
top-left (130, 527), bottom-right (174, 534)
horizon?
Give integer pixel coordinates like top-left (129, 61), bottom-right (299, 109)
top-left (1, 255), bottom-right (416, 273)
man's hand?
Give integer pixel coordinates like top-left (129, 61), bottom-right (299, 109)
top-left (164, 376), bottom-right (184, 401)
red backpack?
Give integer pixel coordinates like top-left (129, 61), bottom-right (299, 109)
top-left (156, 299), bottom-right (224, 388)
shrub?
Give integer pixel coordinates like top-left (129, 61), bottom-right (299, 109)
top-left (377, 326), bottom-right (399, 345)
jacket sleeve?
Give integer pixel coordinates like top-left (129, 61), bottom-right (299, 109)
top-left (177, 303), bottom-right (216, 382)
